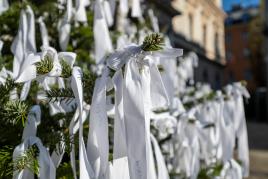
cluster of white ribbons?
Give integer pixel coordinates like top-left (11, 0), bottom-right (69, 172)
top-left (82, 44), bottom-right (183, 179)
top-left (4, 1), bottom-right (251, 178)
top-left (58, 0), bottom-right (90, 51)
top-left (11, 46), bottom-right (88, 179)
top-left (163, 82), bottom-right (250, 179)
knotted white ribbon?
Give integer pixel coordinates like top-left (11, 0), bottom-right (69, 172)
top-left (105, 44), bottom-right (182, 179)
top-left (13, 105), bottom-right (56, 179)
top-left (13, 137), bottom-right (56, 179)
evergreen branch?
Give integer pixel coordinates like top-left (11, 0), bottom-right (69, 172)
top-left (141, 33), bottom-right (164, 51)
top-left (60, 59), bottom-right (72, 78)
top-left (36, 55), bottom-right (53, 75)
top-left (0, 78), bottom-right (17, 103)
top-left (13, 145), bottom-right (39, 175)
top-left (83, 69), bottom-right (97, 104)
top-left (45, 88), bottom-right (75, 103)
top-left (0, 146), bottom-right (13, 178)
top-left (0, 100), bottom-right (28, 126)
top-left (57, 162), bottom-right (76, 178)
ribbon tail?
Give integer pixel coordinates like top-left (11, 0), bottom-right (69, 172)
top-left (87, 68), bottom-right (109, 178)
top-left (123, 59), bottom-right (147, 179)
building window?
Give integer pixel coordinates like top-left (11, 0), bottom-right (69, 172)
top-left (244, 69), bottom-right (252, 80)
top-left (189, 14), bottom-right (193, 40)
top-left (226, 51), bottom-right (233, 61)
top-left (242, 32), bottom-right (249, 41)
top-left (229, 71), bottom-right (234, 83)
top-left (214, 73), bottom-right (221, 89)
top-left (226, 33), bottom-right (232, 44)
top-left (203, 24), bottom-right (207, 47)
top-left (243, 48), bottom-right (250, 58)
top-left (215, 32), bottom-right (220, 60)
top-left (202, 69), bottom-right (208, 82)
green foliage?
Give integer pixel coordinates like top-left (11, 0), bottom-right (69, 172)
top-left (57, 162), bottom-right (75, 179)
top-left (141, 33), bottom-right (164, 51)
top-left (46, 87), bottom-right (75, 103)
top-left (0, 100), bottom-right (28, 126)
top-left (0, 78), bottom-right (17, 103)
top-left (82, 69), bottom-right (97, 104)
top-left (60, 59), bottom-right (73, 78)
top-left (197, 163), bottom-right (223, 179)
top-left (13, 145), bottom-right (39, 176)
top-left (0, 146), bottom-right (13, 178)
top-left (36, 55), bottom-right (54, 75)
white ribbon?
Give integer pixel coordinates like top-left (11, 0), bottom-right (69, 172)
top-left (148, 9), bottom-right (159, 33)
top-left (71, 67), bottom-right (95, 179)
top-left (0, 0), bottom-right (9, 15)
top-left (11, 6), bottom-right (36, 79)
top-left (94, 0), bottom-right (113, 63)
top-left (151, 134), bottom-right (170, 179)
top-left (75, 0), bottom-right (89, 23)
top-left (58, 0), bottom-right (72, 51)
top-left (38, 17), bottom-right (50, 47)
top-left (131, 0), bottom-right (142, 18)
top-left (13, 105), bottom-right (56, 179)
top-left (87, 67), bottom-right (109, 178)
top-left (13, 137), bottom-right (56, 179)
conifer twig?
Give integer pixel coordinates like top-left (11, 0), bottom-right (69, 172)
top-left (45, 88), bottom-right (75, 103)
top-left (12, 145), bottom-right (39, 175)
top-left (36, 55), bottom-right (53, 75)
top-left (0, 100), bottom-right (28, 126)
top-left (141, 33), bottom-right (164, 51)
top-left (60, 59), bottom-right (72, 78)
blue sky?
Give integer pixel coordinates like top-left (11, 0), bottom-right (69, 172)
top-left (223, 0), bottom-right (260, 11)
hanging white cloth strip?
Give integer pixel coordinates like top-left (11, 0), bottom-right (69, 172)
top-left (75, 0), bottom-right (89, 23)
top-left (151, 134), bottom-right (170, 179)
top-left (94, 0), bottom-right (113, 63)
top-left (11, 5), bottom-right (36, 79)
top-left (0, 0), bottom-right (9, 15)
top-left (86, 67), bottom-right (109, 178)
top-left (58, 0), bottom-right (73, 51)
top-left (38, 17), bottom-right (50, 47)
top-left (105, 44), bottom-right (182, 179)
top-left (71, 67), bottom-right (95, 179)
top-left (131, 0), bottom-right (142, 18)
top-left (231, 83), bottom-right (250, 177)
top-left (102, 0), bottom-right (114, 27)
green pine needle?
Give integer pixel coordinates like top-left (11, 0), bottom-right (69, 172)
top-left (0, 146), bottom-right (13, 178)
top-left (0, 100), bottom-right (28, 126)
top-left (60, 59), bottom-right (72, 78)
top-left (13, 145), bottom-right (39, 175)
top-left (141, 33), bottom-right (164, 51)
top-left (0, 78), bottom-right (17, 103)
top-left (46, 88), bottom-right (75, 103)
top-left (36, 55), bottom-right (54, 75)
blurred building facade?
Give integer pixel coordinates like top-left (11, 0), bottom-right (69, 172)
top-left (169, 0), bottom-right (226, 89)
top-left (224, 5), bottom-right (259, 92)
